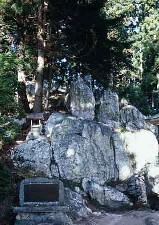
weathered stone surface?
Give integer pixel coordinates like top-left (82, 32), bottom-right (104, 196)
top-left (120, 105), bottom-right (156, 133)
top-left (14, 112), bottom-right (131, 184)
top-left (82, 180), bottom-right (131, 209)
top-left (69, 77), bottom-right (95, 120)
top-left (65, 188), bottom-right (92, 218)
top-left (48, 113), bottom-right (139, 184)
top-left (120, 105), bottom-right (146, 130)
top-left (51, 116), bottom-right (123, 184)
top-left (127, 174), bottom-right (148, 205)
top-left (13, 109), bottom-right (159, 194)
top-left (112, 131), bottom-right (132, 181)
top-left (46, 113), bottom-right (84, 140)
top-left (12, 138), bottom-right (52, 177)
top-left (45, 112), bottom-right (66, 137)
top-left (14, 112), bottom-right (133, 185)
top-left (97, 89), bottom-right (119, 123)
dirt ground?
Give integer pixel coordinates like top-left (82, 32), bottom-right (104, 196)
top-left (75, 210), bottom-right (159, 225)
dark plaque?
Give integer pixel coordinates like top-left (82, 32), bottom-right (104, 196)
top-left (24, 183), bottom-right (59, 203)
top-left (19, 178), bottom-right (64, 206)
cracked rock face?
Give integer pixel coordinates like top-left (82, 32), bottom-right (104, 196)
top-left (51, 115), bottom-right (131, 184)
top-left (13, 112), bottom-right (158, 189)
top-left (12, 113), bottom-right (132, 185)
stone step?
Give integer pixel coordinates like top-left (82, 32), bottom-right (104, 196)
top-left (15, 213), bottom-right (72, 224)
top-left (38, 223), bottom-right (64, 225)
top-left (14, 206), bottom-right (69, 213)
top-left (15, 220), bottom-right (66, 225)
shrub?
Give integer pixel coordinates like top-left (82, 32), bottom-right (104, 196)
top-left (0, 116), bottom-right (21, 148)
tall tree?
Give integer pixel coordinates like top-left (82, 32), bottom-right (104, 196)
top-left (48, 0), bottom-right (132, 87)
top-left (33, 0), bottom-right (45, 112)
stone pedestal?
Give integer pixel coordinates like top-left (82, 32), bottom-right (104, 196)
top-left (14, 178), bottom-right (73, 225)
top-left (13, 206), bottom-right (73, 225)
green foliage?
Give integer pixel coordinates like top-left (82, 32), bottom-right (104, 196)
top-left (116, 0), bottom-right (159, 115)
top-left (101, 0), bottom-right (134, 19)
top-left (0, 116), bottom-right (21, 146)
top-left (0, 162), bottom-right (12, 202)
top-left (0, 52), bottom-right (19, 115)
top-left (119, 83), bottom-right (152, 115)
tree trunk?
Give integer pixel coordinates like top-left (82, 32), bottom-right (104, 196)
top-left (157, 73), bottom-right (159, 90)
top-left (44, 64), bottom-right (51, 111)
top-left (33, 48), bottom-right (44, 112)
top-left (17, 69), bottom-right (30, 113)
top-left (139, 44), bottom-right (143, 77)
top-left (33, 1), bottom-right (45, 113)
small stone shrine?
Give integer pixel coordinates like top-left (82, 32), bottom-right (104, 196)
top-left (27, 113), bottom-right (44, 138)
top-left (14, 177), bottom-right (73, 225)
top-left (27, 113), bottom-right (44, 140)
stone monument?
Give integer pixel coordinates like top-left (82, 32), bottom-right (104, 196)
top-left (14, 177), bottom-right (73, 225)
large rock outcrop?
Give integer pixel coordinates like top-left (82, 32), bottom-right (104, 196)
top-left (68, 77), bottom-right (95, 120)
top-left (12, 108), bottom-right (159, 207)
top-left (12, 83), bottom-right (159, 210)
